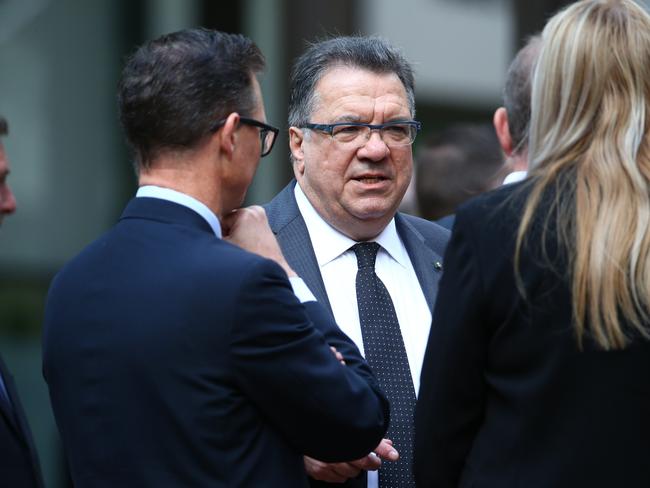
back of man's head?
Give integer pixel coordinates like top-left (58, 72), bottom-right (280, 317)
top-left (502, 35), bottom-right (541, 156)
top-left (288, 35), bottom-right (415, 128)
top-left (118, 29), bottom-right (265, 169)
top-left (416, 123), bottom-right (504, 220)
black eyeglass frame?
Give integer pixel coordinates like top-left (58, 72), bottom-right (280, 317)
top-left (302, 120), bottom-right (422, 145)
top-left (210, 117), bottom-right (280, 157)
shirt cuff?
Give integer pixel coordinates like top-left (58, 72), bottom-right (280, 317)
top-left (289, 277), bottom-right (317, 303)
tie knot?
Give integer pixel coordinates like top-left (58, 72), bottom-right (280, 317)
top-left (352, 242), bottom-right (380, 269)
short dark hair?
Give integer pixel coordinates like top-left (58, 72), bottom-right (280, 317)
top-left (503, 35), bottom-right (541, 154)
top-left (288, 36), bottom-right (415, 128)
top-left (0, 117), bottom-right (7, 137)
top-left (416, 123), bottom-right (505, 220)
top-left (118, 28), bottom-right (265, 168)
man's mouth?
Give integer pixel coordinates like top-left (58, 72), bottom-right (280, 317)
top-left (354, 175), bottom-right (388, 184)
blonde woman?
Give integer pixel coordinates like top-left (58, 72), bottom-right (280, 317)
top-left (414, 1), bottom-right (650, 487)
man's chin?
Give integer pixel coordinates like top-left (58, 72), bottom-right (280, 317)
top-left (349, 200), bottom-right (397, 222)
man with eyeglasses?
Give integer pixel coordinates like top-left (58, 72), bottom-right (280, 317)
top-left (43, 29), bottom-right (390, 487)
top-left (265, 36), bottom-right (450, 488)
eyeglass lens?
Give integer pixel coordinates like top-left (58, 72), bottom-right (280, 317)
top-left (331, 124), bottom-right (416, 145)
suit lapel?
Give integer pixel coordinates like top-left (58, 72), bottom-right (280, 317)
top-left (264, 182), bottom-right (333, 313)
top-left (396, 213), bottom-right (443, 313)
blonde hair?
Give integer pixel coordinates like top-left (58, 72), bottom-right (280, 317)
top-left (516, 0), bottom-right (650, 349)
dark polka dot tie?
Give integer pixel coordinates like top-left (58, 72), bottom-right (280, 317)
top-left (353, 242), bottom-right (416, 487)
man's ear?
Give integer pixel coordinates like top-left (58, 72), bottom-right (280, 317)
top-left (217, 112), bottom-right (240, 160)
top-left (289, 126), bottom-right (306, 177)
top-left (493, 107), bottom-right (514, 157)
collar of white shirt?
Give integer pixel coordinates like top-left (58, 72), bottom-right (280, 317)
top-left (293, 183), bottom-right (409, 268)
top-left (502, 170), bottom-right (527, 185)
top-left (136, 185), bottom-right (222, 238)
top-left (136, 185), bottom-right (315, 302)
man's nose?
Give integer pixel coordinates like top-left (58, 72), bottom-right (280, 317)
top-left (357, 130), bottom-right (389, 161)
top-left (0, 185), bottom-right (17, 215)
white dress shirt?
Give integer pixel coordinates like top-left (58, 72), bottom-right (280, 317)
top-left (295, 184), bottom-right (432, 488)
top-left (294, 185), bottom-right (432, 387)
top-left (502, 170), bottom-right (528, 185)
top-left (136, 185), bottom-right (315, 302)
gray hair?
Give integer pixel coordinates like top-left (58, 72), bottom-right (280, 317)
top-left (503, 35), bottom-right (541, 154)
top-left (288, 36), bottom-right (415, 128)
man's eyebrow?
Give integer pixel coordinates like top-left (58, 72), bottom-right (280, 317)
top-left (331, 114), bottom-right (363, 123)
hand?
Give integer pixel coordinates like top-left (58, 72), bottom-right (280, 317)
top-left (304, 457), bottom-right (363, 483)
top-left (304, 439), bottom-right (399, 483)
top-left (330, 346), bottom-right (346, 365)
top-left (222, 206), bottom-right (296, 277)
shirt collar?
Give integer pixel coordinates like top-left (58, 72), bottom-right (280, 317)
top-left (294, 182), bottom-right (409, 268)
top-left (136, 185), bottom-right (222, 238)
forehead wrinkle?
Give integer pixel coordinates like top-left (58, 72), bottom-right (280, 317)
top-left (312, 67), bottom-right (410, 122)
top-left (324, 96), bottom-right (410, 124)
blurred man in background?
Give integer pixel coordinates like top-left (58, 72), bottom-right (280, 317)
top-left (493, 35), bottom-right (541, 184)
top-left (0, 115), bottom-right (44, 488)
top-left (415, 123), bottom-right (505, 227)
top-left (416, 35), bottom-right (541, 230)
top-left (0, 118), bottom-right (17, 224)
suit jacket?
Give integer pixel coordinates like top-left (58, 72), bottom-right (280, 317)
top-left (43, 196), bottom-right (389, 488)
top-left (0, 354), bottom-right (44, 488)
top-left (415, 181), bottom-right (650, 487)
top-left (435, 214), bottom-right (455, 231)
top-left (265, 181), bottom-right (450, 488)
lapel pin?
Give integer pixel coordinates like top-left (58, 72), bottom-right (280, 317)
top-left (434, 261), bottom-right (442, 271)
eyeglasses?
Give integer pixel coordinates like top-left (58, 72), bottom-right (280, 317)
top-left (211, 117), bottom-right (279, 157)
top-left (302, 120), bottom-right (421, 147)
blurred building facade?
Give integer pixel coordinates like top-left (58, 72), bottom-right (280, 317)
top-left (0, 0), bottom-right (590, 485)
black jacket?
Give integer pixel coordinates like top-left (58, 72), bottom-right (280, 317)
top-left (44, 197), bottom-right (389, 487)
top-left (415, 181), bottom-right (650, 487)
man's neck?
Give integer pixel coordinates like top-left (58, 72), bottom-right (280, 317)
top-left (139, 157), bottom-right (223, 218)
top-left (294, 182), bottom-right (391, 242)
top-left (511, 153), bottom-right (528, 172)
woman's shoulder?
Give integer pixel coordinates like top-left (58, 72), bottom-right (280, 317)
top-left (456, 180), bottom-right (533, 232)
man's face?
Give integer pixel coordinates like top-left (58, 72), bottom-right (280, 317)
top-left (0, 141), bottom-right (17, 226)
top-left (291, 66), bottom-right (414, 240)
top-left (222, 76), bottom-right (267, 213)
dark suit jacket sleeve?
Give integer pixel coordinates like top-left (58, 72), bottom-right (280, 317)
top-left (230, 258), bottom-right (389, 463)
top-left (414, 207), bottom-right (489, 488)
top-left (301, 300), bottom-right (384, 398)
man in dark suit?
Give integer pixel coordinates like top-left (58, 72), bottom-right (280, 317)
top-left (424, 36), bottom-right (540, 232)
top-left (265, 36), bottom-right (449, 488)
top-left (492, 35), bottom-right (541, 186)
top-left (43, 29), bottom-right (389, 488)
top-left (0, 116), bottom-right (44, 487)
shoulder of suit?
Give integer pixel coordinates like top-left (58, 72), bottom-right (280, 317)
top-left (456, 180), bottom-right (529, 224)
top-left (263, 181), bottom-right (300, 233)
top-left (398, 212), bottom-right (451, 240)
